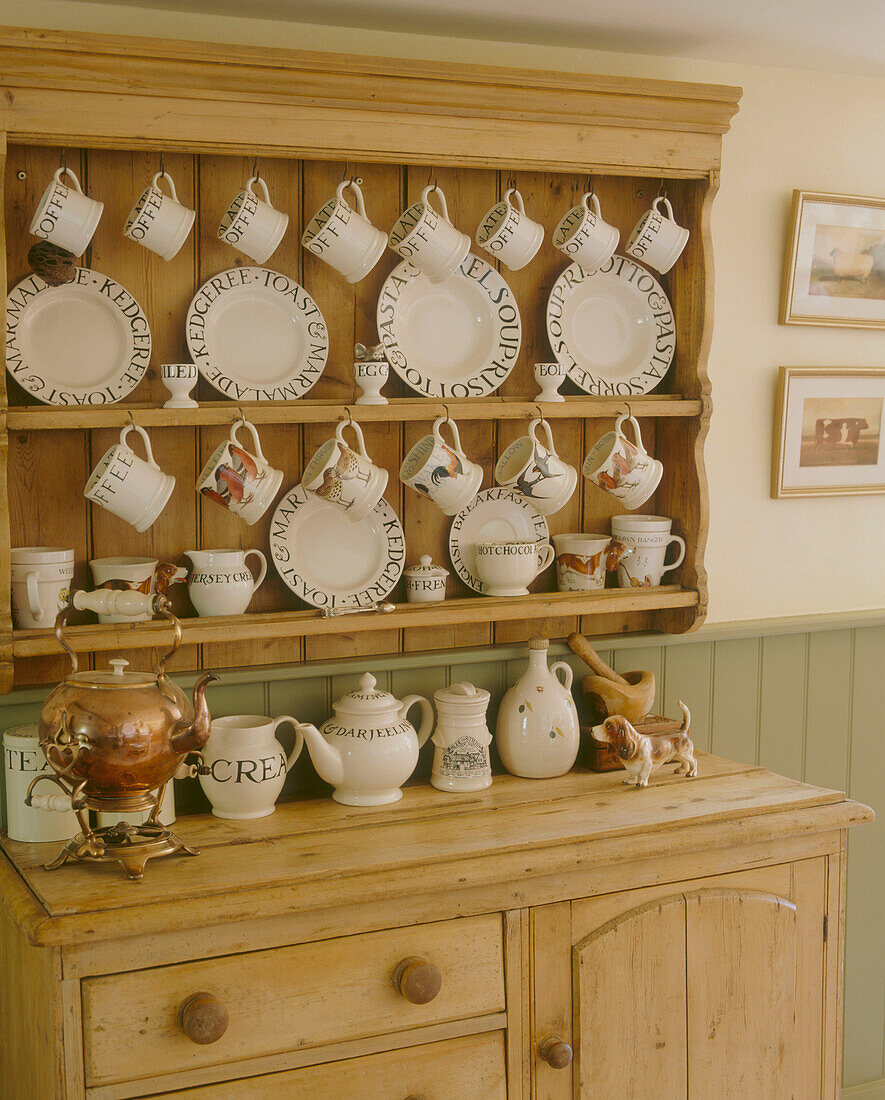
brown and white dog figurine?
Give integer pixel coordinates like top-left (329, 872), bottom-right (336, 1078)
top-left (591, 701), bottom-right (697, 788)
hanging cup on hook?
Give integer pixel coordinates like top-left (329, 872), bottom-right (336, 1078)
top-left (29, 165), bottom-right (104, 258)
top-left (552, 191), bottom-right (619, 275)
top-left (625, 195), bottom-right (689, 274)
top-left (124, 170), bottom-right (195, 261)
top-left (302, 179), bottom-right (387, 283)
top-left (476, 187), bottom-right (544, 271)
top-left (389, 184), bottom-right (471, 284)
top-left (495, 416), bottom-right (577, 516)
top-left (219, 175), bottom-right (289, 265)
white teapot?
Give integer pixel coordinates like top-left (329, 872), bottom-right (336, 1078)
top-left (295, 673), bottom-right (433, 806)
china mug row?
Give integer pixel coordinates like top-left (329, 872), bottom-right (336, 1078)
top-left (553, 515), bottom-right (685, 592)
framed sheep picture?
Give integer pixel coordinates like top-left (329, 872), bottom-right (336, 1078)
top-left (772, 367), bottom-right (885, 497)
top-left (780, 191), bottom-right (885, 328)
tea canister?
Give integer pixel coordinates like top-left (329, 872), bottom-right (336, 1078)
top-left (431, 682), bottom-right (493, 792)
top-left (3, 724), bottom-right (79, 843)
top-left (404, 555), bottom-right (449, 603)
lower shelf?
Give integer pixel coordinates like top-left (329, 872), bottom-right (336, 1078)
top-left (12, 587), bottom-right (698, 657)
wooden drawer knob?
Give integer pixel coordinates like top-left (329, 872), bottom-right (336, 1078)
top-left (393, 956), bottom-right (442, 1004)
top-left (539, 1036), bottom-right (573, 1069)
top-left (178, 992), bottom-right (229, 1045)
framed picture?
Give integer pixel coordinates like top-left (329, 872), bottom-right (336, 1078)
top-left (780, 190), bottom-right (885, 328)
top-left (772, 367), bottom-right (885, 497)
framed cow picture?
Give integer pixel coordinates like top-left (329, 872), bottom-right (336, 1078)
top-left (772, 367), bottom-right (885, 497)
top-left (780, 191), bottom-right (885, 328)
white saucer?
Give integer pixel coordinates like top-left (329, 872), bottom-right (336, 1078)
top-left (377, 254), bottom-right (521, 398)
top-left (449, 487), bottom-right (549, 595)
top-left (546, 256), bottom-right (675, 396)
top-left (269, 486), bottom-right (405, 610)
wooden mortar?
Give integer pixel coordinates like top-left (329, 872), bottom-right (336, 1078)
top-left (581, 670), bottom-right (656, 725)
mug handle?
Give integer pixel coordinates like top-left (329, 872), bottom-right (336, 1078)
top-left (230, 418), bottom-right (267, 462)
top-left (421, 184), bottom-right (451, 224)
top-left (550, 660), bottom-right (574, 693)
top-left (246, 175), bottom-right (272, 205)
top-left (529, 416), bottom-right (557, 456)
top-left (25, 570), bottom-right (43, 621)
top-left (615, 413), bottom-right (646, 455)
top-left (582, 192), bottom-right (602, 218)
top-left (54, 166), bottom-right (84, 193)
top-left (433, 416), bottom-right (466, 457)
top-left (663, 535), bottom-right (686, 574)
top-left (120, 423), bottom-right (160, 470)
top-left (272, 716), bottom-right (304, 772)
top-left (337, 179), bottom-right (368, 219)
top-left (535, 544), bottom-right (555, 576)
top-left (152, 171), bottom-right (179, 202)
top-left (245, 549), bottom-right (268, 594)
top-left (335, 418), bottom-right (369, 457)
top-left (504, 187), bottom-right (525, 215)
top-left (653, 196), bottom-right (675, 220)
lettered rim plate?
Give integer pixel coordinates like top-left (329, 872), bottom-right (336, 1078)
top-left (546, 256), bottom-right (675, 396)
top-left (449, 487), bottom-right (549, 595)
top-left (5, 269), bottom-right (151, 405)
top-left (187, 267), bottom-right (329, 402)
top-left (269, 485), bottom-right (405, 610)
top-left (377, 254), bottom-right (521, 398)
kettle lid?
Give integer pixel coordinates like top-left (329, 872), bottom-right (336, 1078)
top-left (67, 657), bottom-right (156, 688)
top-left (333, 672), bottom-right (399, 716)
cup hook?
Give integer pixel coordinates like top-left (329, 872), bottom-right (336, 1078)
top-left (623, 402), bottom-right (633, 420)
top-left (234, 406), bottom-right (247, 427)
top-left (586, 174), bottom-right (594, 196)
top-left (507, 175), bottom-right (517, 192)
top-left (158, 152), bottom-right (166, 179)
top-left (127, 409), bottom-right (136, 430)
top-left (59, 148), bottom-right (67, 172)
top-left (251, 158), bottom-right (260, 183)
top-left (440, 403), bottom-right (451, 424)
top-left (657, 180), bottom-right (667, 199)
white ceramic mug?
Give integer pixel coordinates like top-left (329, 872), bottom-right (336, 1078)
top-left (400, 416), bottom-right (483, 515)
top-left (302, 179), bottom-right (387, 283)
top-left (552, 533), bottom-right (612, 592)
top-left (199, 714), bottom-right (304, 819)
top-left (10, 548), bottom-right (74, 629)
top-left (124, 171), bottom-right (196, 261)
top-left (85, 424), bottom-right (175, 532)
top-left (495, 417), bottom-right (578, 516)
top-left (29, 166), bottom-right (103, 257)
top-left (583, 413), bottom-right (662, 510)
top-left (218, 175), bottom-right (289, 264)
top-left (474, 540), bottom-right (555, 597)
top-left (534, 362), bottom-right (567, 403)
top-left (160, 363), bottom-right (198, 409)
top-left (184, 548), bottom-right (267, 616)
top-left (475, 187), bottom-right (544, 271)
top-left (301, 420), bottom-right (388, 522)
top-left (3, 724), bottom-right (79, 843)
top-left (197, 419), bottom-right (283, 525)
top-left (552, 192), bottom-right (619, 274)
top-left (626, 196), bottom-right (689, 274)
top-left (89, 557), bottom-right (187, 622)
top-left (389, 184), bottom-right (470, 284)
top-left (610, 514), bottom-right (685, 588)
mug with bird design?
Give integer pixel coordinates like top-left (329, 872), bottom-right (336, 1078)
top-left (495, 416), bottom-right (578, 516)
top-left (197, 418), bottom-right (283, 525)
top-left (582, 413), bottom-right (662, 510)
top-left (400, 415), bottom-right (483, 516)
top-left (301, 419), bottom-right (389, 522)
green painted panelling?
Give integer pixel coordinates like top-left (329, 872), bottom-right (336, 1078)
top-left (661, 642), bottom-right (713, 753)
top-left (267, 675), bottom-right (334, 800)
top-left (758, 634), bottom-right (807, 780)
top-left (390, 664), bottom-right (449, 784)
top-left (709, 637), bottom-right (761, 765)
top-left (843, 1079), bottom-right (885, 1099)
top-left (844, 626), bottom-right (885, 1089)
top-left (805, 630), bottom-right (853, 792)
top-left (612, 646), bottom-right (664, 715)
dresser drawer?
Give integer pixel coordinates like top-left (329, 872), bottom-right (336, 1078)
top-left (153, 1032), bottom-right (507, 1099)
top-left (81, 914), bottom-right (504, 1089)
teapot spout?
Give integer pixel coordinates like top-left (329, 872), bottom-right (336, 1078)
top-left (170, 671), bottom-right (219, 755)
top-left (297, 722), bottom-right (345, 788)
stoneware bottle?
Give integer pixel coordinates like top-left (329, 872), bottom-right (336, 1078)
top-left (496, 638), bottom-right (580, 778)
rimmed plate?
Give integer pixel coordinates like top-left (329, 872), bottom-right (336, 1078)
top-left (6, 269), bottom-right (151, 405)
top-left (377, 254), bottom-right (521, 398)
top-left (449, 487), bottom-right (549, 595)
top-left (546, 256), bottom-right (675, 396)
top-left (187, 267), bottom-right (329, 402)
top-left (269, 486), bottom-right (405, 610)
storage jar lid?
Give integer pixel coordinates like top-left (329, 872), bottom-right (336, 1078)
top-left (333, 672), bottom-right (399, 716)
top-left (434, 680), bottom-right (490, 707)
top-left (404, 555), bottom-right (449, 579)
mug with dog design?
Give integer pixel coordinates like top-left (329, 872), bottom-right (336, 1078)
top-left (552, 533), bottom-right (612, 591)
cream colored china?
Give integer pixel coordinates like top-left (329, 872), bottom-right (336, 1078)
top-left (89, 557), bottom-right (187, 623)
top-left (583, 413), bottom-right (662, 510)
top-left (626, 196), bottom-right (689, 273)
top-left (3, 724), bottom-right (79, 843)
top-left (552, 533), bottom-right (611, 591)
top-left (496, 637), bottom-right (580, 778)
top-left (534, 361), bottom-right (567, 403)
top-left (85, 423), bottom-right (175, 532)
top-left (400, 416), bottom-right (482, 516)
top-left (302, 419), bottom-right (388, 522)
top-left (610, 514), bottom-right (685, 588)
top-left (404, 555), bottom-right (448, 603)
top-left (431, 682), bottom-right (492, 792)
top-left (184, 549), bottom-right (267, 617)
top-left (354, 357), bottom-right (388, 405)
top-left (161, 363), bottom-right (198, 409)
top-left (475, 187), bottom-right (544, 271)
top-left (449, 487), bottom-right (548, 595)
top-left (124, 170), bottom-right (195, 261)
top-left (200, 714), bottom-right (303, 819)
top-left (474, 540), bottom-right (555, 597)
top-left (552, 191), bottom-right (619, 274)
top-left (389, 184), bottom-right (470, 284)
top-left (302, 179), bottom-right (387, 283)
top-left (494, 417), bottom-right (578, 516)
top-left (197, 418), bottom-right (283, 525)
top-left (10, 547), bottom-right (74, 630)
top-left (218, 175), bottom-right (289, 264)
top-left (29, 166), bottom-right (103, 257)
top-left (294, 673), bottom-right (434, 806)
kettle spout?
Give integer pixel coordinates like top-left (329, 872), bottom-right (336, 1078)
top-left (170, 671), bottom-right (219, 756)
top-left (297, 722), bottom-right (345, 788)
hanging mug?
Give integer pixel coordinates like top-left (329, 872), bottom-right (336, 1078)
top-left (29, 166), bottom-right (103, 257)
top-left (301, 420), bottom-right (388, 522)
top-left (552, 192), bottom-right (619, 274)
top-left (583, 413), bottom-right (662, 510)
top-left (494, 417), bottom-right (578, 516)
top-left (218, 175), bottom-right (289, 264)
top-left (389, 184), bottom-right (470, 284)
top-left (84, 424), bottom-right (175, 532)
top-left (302, 179), bottom-right (387, 283)
top-left (197, 419), bottom-right (283, 525)
top-left (124, 171), bottom-right (196, 261)
top-left (626, 196), bottom-right (689, 274)
top-left (475, 187), bottom-right (544, 271)
top-left (400, 416), bottom-right (483, 515)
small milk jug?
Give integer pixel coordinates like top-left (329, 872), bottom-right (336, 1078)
top-left (431, 682), bottom-right (493, 792)
top-left (184, 549), bottom-right (267, 617)
top-left (496, 638), bottom-right (580, 778)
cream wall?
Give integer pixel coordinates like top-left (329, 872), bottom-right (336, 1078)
top-left (2, 0), bottom-right (884, 624)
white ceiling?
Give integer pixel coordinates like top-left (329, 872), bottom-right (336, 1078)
top-left (90, 0), bottom-right (885, 76)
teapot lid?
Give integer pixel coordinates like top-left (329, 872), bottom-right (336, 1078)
top-left (404, 555), bottom-right (449, 579)
top-left (333, 672), bottom-right (399, 716)
top-left (67, 657), bottom-right (157, 689)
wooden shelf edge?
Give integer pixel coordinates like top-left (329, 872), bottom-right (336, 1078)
top-left (12, 588), bottom-right (698, 657)
top-left (7, 396), bottom-right (702, 431)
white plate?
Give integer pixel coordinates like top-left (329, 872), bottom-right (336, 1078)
top-left (269, 486), bottom-right (405, 609)
top-left (187, 268), bottom-right (329, 402)
top-left (6, 268), bottom-right (151, 405)
top-left (449, 487), bottom-right (549, 595)
top-left (377, 254), bottom-right (521, 398)
top-left (546, 256), bottom-right (675, 396)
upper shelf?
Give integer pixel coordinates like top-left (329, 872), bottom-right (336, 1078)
top-left (6, 395), bottom-right (701, 430)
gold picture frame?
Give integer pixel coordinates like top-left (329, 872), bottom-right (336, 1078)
top-left (780, 190), bottom-right (885, 328)
top-left (772, 367), bottom-right (885, 497)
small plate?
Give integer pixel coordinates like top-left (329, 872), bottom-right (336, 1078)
top-left (187, 267), bottom-right (329, 402)
top-left (269, 486), bottom-right (405, 610)
top-left (546, 256), bottom-right (675, 396)
top-left (6, 269), bottom-right (151, 405)
top-left (449, 487), bottom-right (549, 595)
top-left (377, 254), bottom-right (521, 398)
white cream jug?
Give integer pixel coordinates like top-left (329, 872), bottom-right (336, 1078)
top-left (199, 714), bottom-right (303, 819)
top-left (184, 549), bottom-right (267, 617)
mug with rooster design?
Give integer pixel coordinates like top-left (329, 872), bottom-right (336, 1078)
top-left (400, 416), bottom-right (483, 516)
top-left (301, 419), bottom-right (388, 522)
top-left (197, 418), bottom-right (283, 525)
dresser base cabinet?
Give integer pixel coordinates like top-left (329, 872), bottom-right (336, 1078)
top-left (0, 756), bottom-right (871, 1099)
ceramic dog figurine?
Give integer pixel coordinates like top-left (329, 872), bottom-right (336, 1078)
top-left (591, 701), bottom-right (697, 788)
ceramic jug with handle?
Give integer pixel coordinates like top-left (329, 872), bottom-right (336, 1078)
top-left (199, 714), bottom-right (303, 819)
top-left (184, 548), bottom-right (267, 616)
top-left (294, 673), bottom-right (433, 806)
